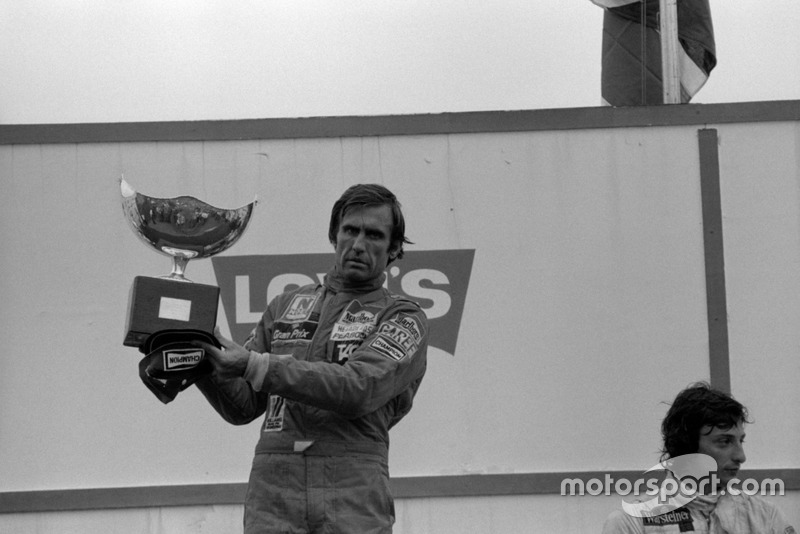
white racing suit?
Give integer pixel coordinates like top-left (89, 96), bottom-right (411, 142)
top-left (602, 492), bottom-right (795, 533)
top-left (197, 268), bottom-right (428, 533)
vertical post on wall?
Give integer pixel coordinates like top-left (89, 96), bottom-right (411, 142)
top-left (698, 128), bottom-right (731, 393)
top-left (659, 0), bottom-right (681, 103)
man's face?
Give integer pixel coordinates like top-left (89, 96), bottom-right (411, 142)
top-left (333, 204), bottom-right (397, 284)
top-left (697, 422), bottom-right (746, 487)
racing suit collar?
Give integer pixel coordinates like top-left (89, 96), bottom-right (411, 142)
top-left (687, 492), bottom-right (720, 520)
top-left (324, 266), bottom-right (386, 293)
top-left (688, 492), bottom-right (745, 533)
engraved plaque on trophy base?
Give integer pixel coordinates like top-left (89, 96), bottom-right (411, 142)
top-left (124, 276), bottom-right (220, 348)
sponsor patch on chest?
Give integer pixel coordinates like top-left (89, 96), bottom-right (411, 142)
top-left (329, 301), bottom-right (378, 364)
top-left (642, 508), bottom-right (694, 532)
top-left (330, 301), bottom-right (378, 341)
top-left (273, 293), bottom-right (320, 344)
top-left (273, 322), bottom-right (316, 342)
top-left (280, 293), bottom-right (319, 322)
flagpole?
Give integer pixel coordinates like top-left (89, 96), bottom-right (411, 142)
top-left (659, 0), bottom-right (681, 103)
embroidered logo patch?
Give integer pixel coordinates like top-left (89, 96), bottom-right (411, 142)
top-left (273, 322), bottom-right (315, 342)
top-left (333, 341), bottom-right (359, 364)
top-left (369, 313), bottom-right (424, 361)
top-left (391, 313), bottom-right (423, 343)
top-left (280, 293), bottom-right (319, 322)
top-left (264, 395), bottom-right (286, 432)
top-left (369, 336), bottom-right (407, 361)
top-left (331, 301), bottom-right (377, 342)
top-left (378, 321), bottom-right (418, 353)
top-left (642, 507), bottom-right (693, 531)
top-left (163, 348), bottom-right (204, 371)
top-left (329, 301), bottom-right (378, 364)
top-left (273, 293), bottom-right (320, 344)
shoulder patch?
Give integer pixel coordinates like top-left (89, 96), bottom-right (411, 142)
top-left (369, 312), bottom-right (424, 361)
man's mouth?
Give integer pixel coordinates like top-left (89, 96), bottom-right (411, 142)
top-left (346, 258), bottom-right (367, 268)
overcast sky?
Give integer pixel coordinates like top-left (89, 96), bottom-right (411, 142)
top-left (1, 0), bottom-right (798, 124)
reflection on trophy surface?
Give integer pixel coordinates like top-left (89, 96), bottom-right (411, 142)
top-left (120, 178), bottom-right (257, 347)
top-left (120, 178), bottom-right (256, 282)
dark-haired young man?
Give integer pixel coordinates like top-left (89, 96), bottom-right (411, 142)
top-left (195, 184), bottom-right (428, 533)
top-left (602, 382), bottom-right (795, 533)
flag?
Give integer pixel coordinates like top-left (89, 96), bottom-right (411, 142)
top-left (590, 0), bottom-right (716, 106)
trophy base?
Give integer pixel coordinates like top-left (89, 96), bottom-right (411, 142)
top-left (124, 276), bottom-right (220, 348)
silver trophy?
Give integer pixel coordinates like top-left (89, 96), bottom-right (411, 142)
top-left (120, 178), bottom-right (257, 347)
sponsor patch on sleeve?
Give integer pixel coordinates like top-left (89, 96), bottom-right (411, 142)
top-left (368, 312), bottom-right (424, 361)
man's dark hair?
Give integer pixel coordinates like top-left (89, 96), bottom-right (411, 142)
top-left (660, 381), bottom-right (750, 461)
top-left (328, 183), bottom-right (412, 262)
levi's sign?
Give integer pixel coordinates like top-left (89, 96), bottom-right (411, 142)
top-left (211, 250), bottom-right (474, 356)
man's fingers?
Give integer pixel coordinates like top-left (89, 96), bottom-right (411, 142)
top-left (190, 329), bottom-right (249, 378)
top-left (192, 340), bottom-right (221, 362)
top-left (213, 327), bottom-right (238, 350)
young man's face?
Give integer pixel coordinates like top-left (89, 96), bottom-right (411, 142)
top-left (333, 204), bottom-right (397, 284)
top-left (697, 422), bottom-right (747, 487)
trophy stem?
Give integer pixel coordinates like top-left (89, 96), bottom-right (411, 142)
top-left (165, 257), bottom-right (192, 282)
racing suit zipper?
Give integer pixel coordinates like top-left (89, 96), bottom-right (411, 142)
top-left (308, 286), bottom-right (335, 363)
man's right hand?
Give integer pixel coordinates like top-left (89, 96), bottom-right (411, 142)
top-left (193, 327), bottom-right (251, 380)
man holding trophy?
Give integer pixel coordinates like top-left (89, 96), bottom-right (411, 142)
top-left (121, 178), bottom-right (257, 403)
top-left (171, 183), bottom-right (428, 533)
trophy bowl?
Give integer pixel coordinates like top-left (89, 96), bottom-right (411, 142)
top-left (120, 178), bottom-right (257, 281)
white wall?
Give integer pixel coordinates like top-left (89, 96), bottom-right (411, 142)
top-left (719, 122), bottom-right (800, 469)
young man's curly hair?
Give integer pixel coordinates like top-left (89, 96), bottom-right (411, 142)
top-left (660, 381), bottom-right (751, 461)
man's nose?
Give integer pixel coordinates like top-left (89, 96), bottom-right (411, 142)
top-left (352, 232), bottom-right (366, 251)
top-left (732, 443), bottom-right (746, 464)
